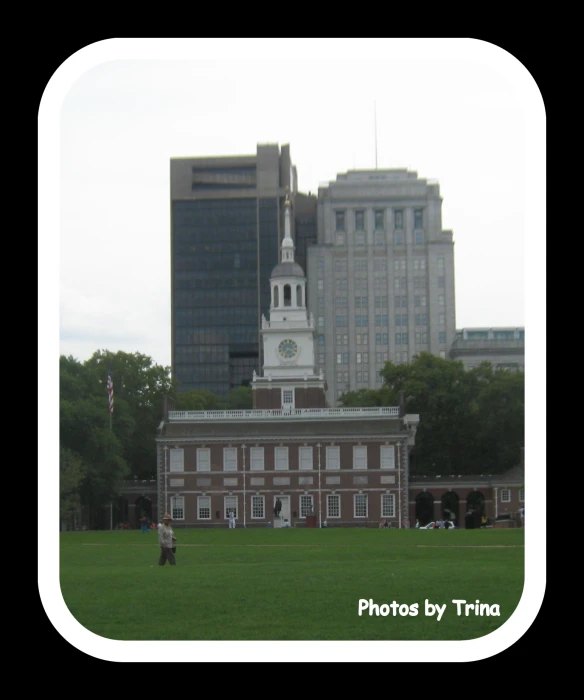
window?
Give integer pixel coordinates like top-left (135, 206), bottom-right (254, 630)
top-left (374, 209), bottom-right (384, 230)
top-left (394, 210), bottom-right (404, 229)
top-left (275, 447), bottom-right (289, 470)
top-left (355, 210), bottom-right (365, 230)
top-left (223, 447), bottom-right (238, 471)
top-left (381, 493), bottom-right (395, 518)
top-left (318, 297), bottom-right (324, 311)
top-left (380, 445), bottom-right (395, 469)
top-left (394, 295), bottom-right (407, 308)
top-left (327, 494), bottom-right (341, 519)
top-left (415, 293), bottom-right (427, 305)
top-left (415, 332), bottom-right (428, 344)
top-left (395, 314), bottom-right (408, 326)
top-left (376, 333), bottom-right (388, 345)
top-left (376, 351), bottom-right (389, 363)
top-left (395, 333), bottom-right (408, 345)
top-left (224, 496), bottom-right (238, 519)
top-left (355, 232), bottom-right (366, 246)
top-left (501, 489), bottom-right (511, 503)
top-left (336, 370), bottom-right (349, 382)
top-left (375, 314), bottom-right (388, 326)
top-left (394, 277), bottom-right (406, 290)
top-left (317, 279), bottom-right (324, 292)
top-left (318, 335), bottom-right (325, 346)
top-left (375, 295), bottom-right (388, 308)
top-left (355, 278), bottom-right (368, 292)
top-left (414, 277), bottom-right (426, 289)
top-left (300, 495), bottom-right (314, 518)
top-left (355, 295), bottom-right (367, 308)
top-left (318, 258), bottom-right (325, 275)
top-left (299, 446), bottom-right (313, 470)
top-left (519, 489), bottom-right (525, 502)
top-left (336, 333), bottom-right (348, 345)
top-left (318, 316), bottom-right (324, 327)
top-left (437, 257), bottom-right (445, 271)
top-left (374, 259), bottom-right (387, 273)
top-left (336, 278), bottom-right (348, 292)
top-left (394, 231), bottom-right (404, 246)
top-left (282, 389), bottom-right (294, 408)
top-left (357, 370), bottom-right (369, 383)
top-left (414, 231), bottom-right (424, 245)
top-left (335, 259), bottom-right (348, 274)
top-left (439, 332), bottom-right (446, 344)
top-left (335, 211), bottom-right (345, 231)
top-left (326, 446), bottom-right (340, 470)
top-left (171, 496), bottom-right (185, 520)
top-left (353, 446), bottom-right (368, 470)
top-left (250, 447), bottom-right (264, 471)
top-left (414, 208), bottom-right (423, 229)
top-left (355, 258), bottom-right (368, 273)
top-left (375, 231), bottom-right (385, 247)
top-left (318, 352), bottom-right (325, 364)
top-left (251, 495), bottom-right (265, 519)
top-left (355, 314), bottom-right (368, 327)
top-left (439, 312), bottom-right (445, 325)
top-left (336, 315), bottom-right (348, 327)
top-left (415, 314), bottom-right (428, 326)
top-left (438, 276), bottom-right (445, 288)
top-left (169, 448), bottom-right (184, 473)
top-left (336, 231), bottom-right (346, 245)
top-left (413, 258), bottom-right (426, 271)
top-left (354, 494), bottom-right (368, 518)
top-left (197, 496), bottom-right (211, 520)
top-left (394, 258), bottom-right (406, 272)
top-left (438, 295), bottom-right (445, 306)
top-left (356, 333), bottom-right (368, 346)
top-left (196, 448), bottom-right (211, 472)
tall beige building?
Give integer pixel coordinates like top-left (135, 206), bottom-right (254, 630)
top-left (307, 169), bottom-right (456, 405)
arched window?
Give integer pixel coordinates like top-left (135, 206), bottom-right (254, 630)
top-left (273, 286), bottom-right (279, 308)
top-left (284, 284), bottom-right (292, 307)
top-left (296, 285), bottom-right (302, 307)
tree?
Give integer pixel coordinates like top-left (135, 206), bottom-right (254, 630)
top-left (226, 386), bottom-right (253, 409)
top-left (173, 389), bottom-right (226, 411)
top-left (59, 447), bottom-right (87, 529)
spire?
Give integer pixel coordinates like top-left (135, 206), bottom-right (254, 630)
top-left (281, 194), bottom-right (294, 263)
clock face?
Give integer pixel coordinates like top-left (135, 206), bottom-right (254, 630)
top-left (278, 339), bottom-right (298, 359)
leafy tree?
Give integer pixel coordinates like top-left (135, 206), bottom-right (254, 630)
top-left (59, 446), bottom-right (87, 529)
top-left (173, 389), bottom-right (226, 411)
top-left (226, 386), bottom-right (253, 409)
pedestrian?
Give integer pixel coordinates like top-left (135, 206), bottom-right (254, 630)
top-left (518, 506), bottom-right (524, 527)
top-left (140, 515), bottom-right (149, 533)
top-left (228, 509), bottom-right (236, 529)
top-left (157, 514), bottom-right (177, 566)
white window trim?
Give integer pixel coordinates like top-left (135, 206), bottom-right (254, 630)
top-left (326, 446), bottom-right (340, 470)
top-left (169, 448), bottom-right (184, 473)
top-left (250, 447), bottom-right (264, 471)
top-left (326, 494), bottom-right (341, 519)
top-left (381, 493), bottom-right (395, 518)
top-left (282, 388), bottom-right (295, 408)
top-left (299, 494), bottom-right (314, 519)
top-left (501, 489), bottom-right (511, 503)
top-left (171, 496), bottom-right (185, 521)
top-left (380, 445), bottom-right (395, 469)
top-left (196, 448), bottom-right (211, 472)
top-left (275, 446), bottom-right (289, 471)
top-left (519, 489), bottom-right (525, 502)
top-left (197, 496), bottom-right (211, 520)
top-left (224, 496), bottom-right (238, 520)
top-left (353, 445), bottom-right (368, 470)
top-left (223, 447), bottom-right (238, 472)
top-left (299, 446), bottom-right (314, 471)
top-left (251, 495), bottom-right (265, 519)
top-left (354, 493), bottom-right (368, 518)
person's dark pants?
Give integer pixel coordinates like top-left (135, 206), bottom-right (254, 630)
top-left (159, 547), bottom-right (176, 566)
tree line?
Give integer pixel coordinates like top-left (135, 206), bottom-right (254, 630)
top-left (60, 350), bottom-right (523, 527)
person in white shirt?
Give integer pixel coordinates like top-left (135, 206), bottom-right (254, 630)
top-left (157, 514), bottom-right (177, 566)
top-left (228, 510), bottom-right (236, 529)
top-left (283, 519), bottom-right (291, 528)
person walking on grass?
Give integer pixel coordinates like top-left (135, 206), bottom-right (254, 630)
top-left (157, 514), bottom-right (177, 566)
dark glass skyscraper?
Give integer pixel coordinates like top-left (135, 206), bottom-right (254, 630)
top-left (170, 144), bottom-right (316, 399)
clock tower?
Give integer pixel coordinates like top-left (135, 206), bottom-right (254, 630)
top-left (252, 197), bottom-right (327, 410)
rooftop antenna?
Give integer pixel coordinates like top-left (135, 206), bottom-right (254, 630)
top-left (374, 101), bottom-right (378, 169)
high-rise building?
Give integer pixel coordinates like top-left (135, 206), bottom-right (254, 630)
top-left (307, 169), bottom-right (456, 405)
top-left (170, 144), bottom-right (316, 398)
top-left (449, 327), bottom-right (525, 371)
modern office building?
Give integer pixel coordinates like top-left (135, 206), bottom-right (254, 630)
top-left (449, 327), bottom-right (525, 371)
top-left (170, 144), bottom-right (316, 399)
top-left (307, 169), bottom-right (456, 405)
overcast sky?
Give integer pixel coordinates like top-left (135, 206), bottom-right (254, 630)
top-left (41, 38), bottom-right (545, 663)
top-left (47, 39), bottom-right (544, 371)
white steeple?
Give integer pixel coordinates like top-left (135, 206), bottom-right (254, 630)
top-left (281, 197), bottom-right (295, 263)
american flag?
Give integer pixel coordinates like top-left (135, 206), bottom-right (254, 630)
top-left (107, 368), bottom-right (114, 414)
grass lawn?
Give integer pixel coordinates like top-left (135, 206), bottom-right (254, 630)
top-left (59, 527), bottom-right (524, 641)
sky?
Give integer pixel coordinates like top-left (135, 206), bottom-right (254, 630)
top-left (50, 38), bottom-right (544, 371)
top-left (41, 39), bottom-right (545, 662)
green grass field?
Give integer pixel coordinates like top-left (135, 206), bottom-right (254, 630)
top-left (60, 527), bottom-right (524, 641)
